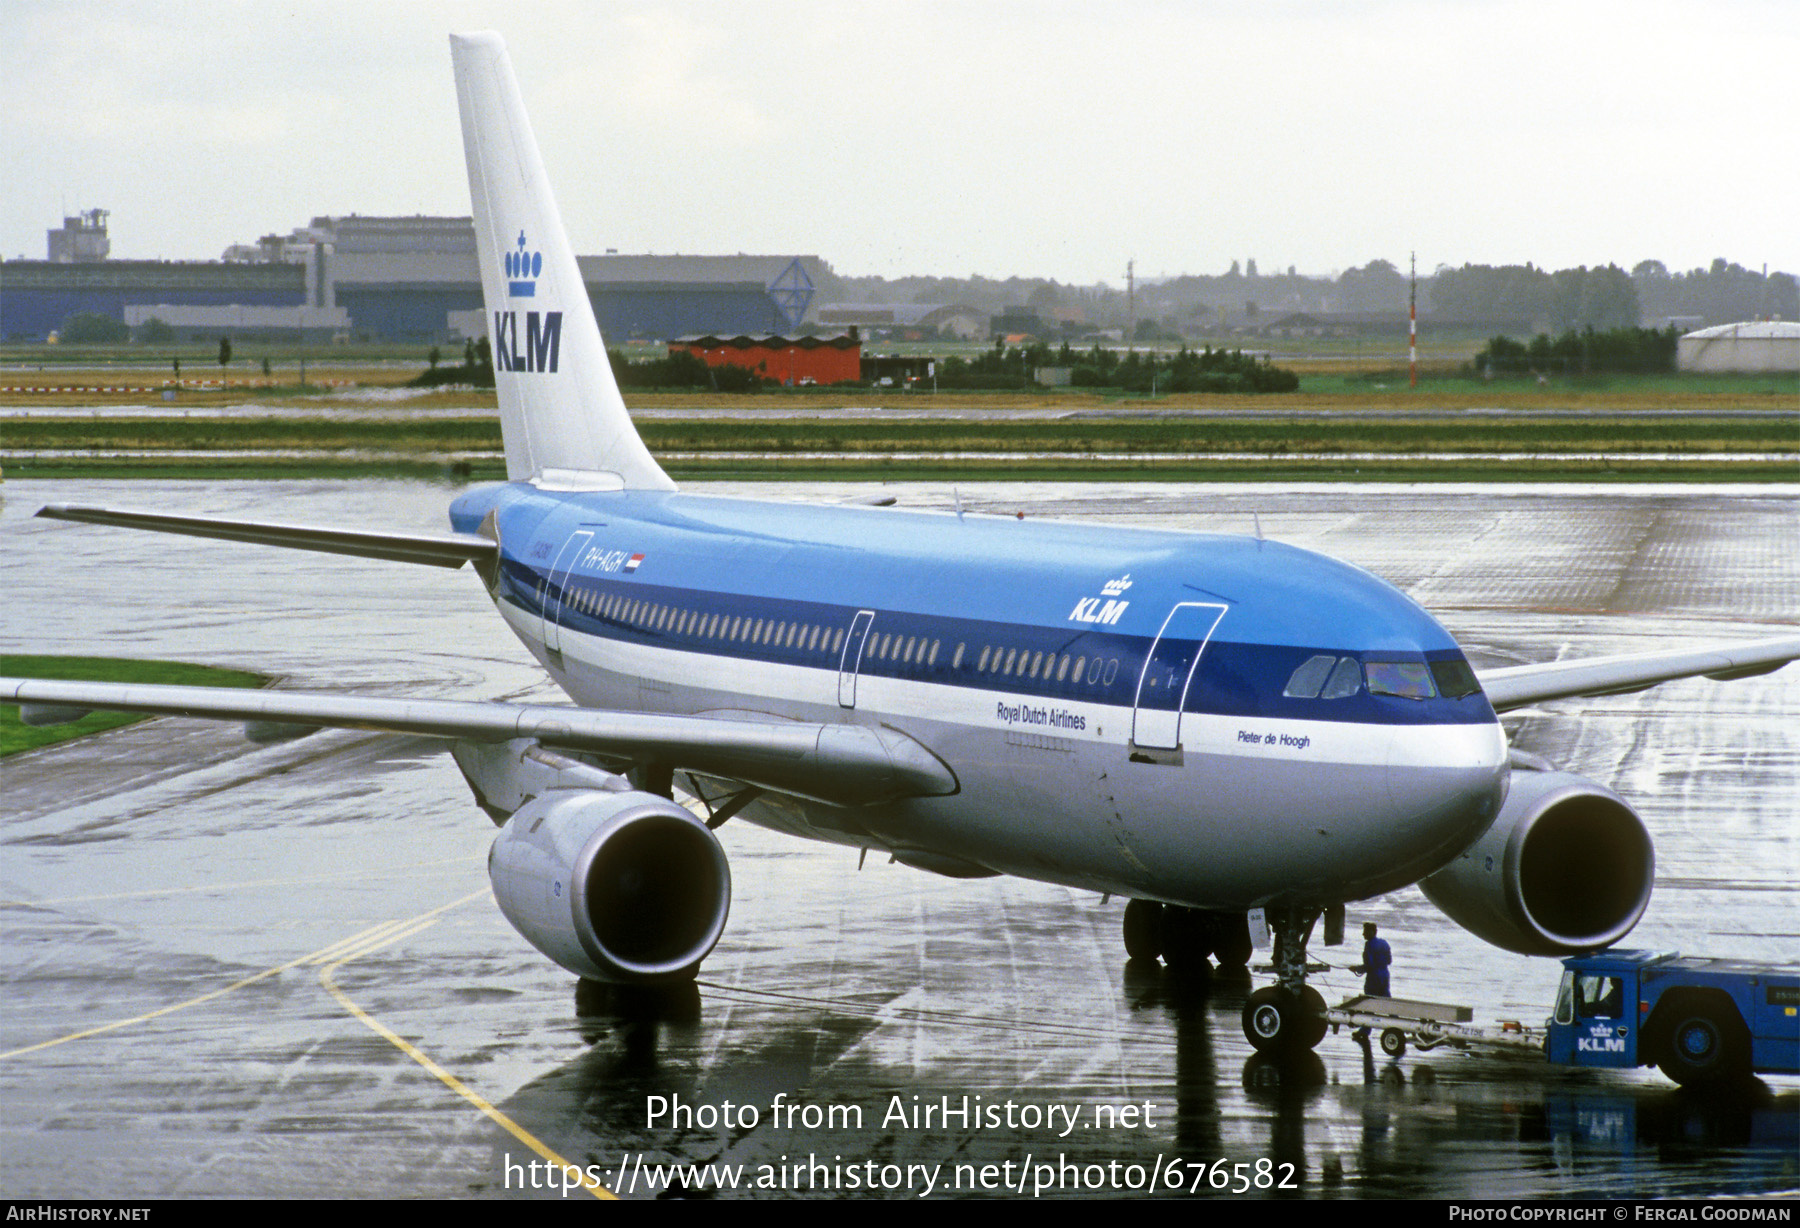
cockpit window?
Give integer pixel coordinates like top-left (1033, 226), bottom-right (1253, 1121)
top-left (1283, 654), bottom-right (1365, 700)
top-left (1321, 657), bottom-right (1363, 699)
top-left (1430, 657), bottom-right (1483, 699)
top-left (1282, 654), bottom-right (1337, 699)
top-left (1365, 660), bottom-right (1436, 699)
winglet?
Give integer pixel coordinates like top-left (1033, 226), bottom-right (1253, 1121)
top-left (450, 32), bottom-right (674, 490)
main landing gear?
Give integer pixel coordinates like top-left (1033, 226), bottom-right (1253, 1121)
top-left (1121, 899), bottom-right (1254, 974)
top-left (1121, 901), bottom-right (1328, 1054)
top-left (1240, 905), bottom-right (1327, 1056)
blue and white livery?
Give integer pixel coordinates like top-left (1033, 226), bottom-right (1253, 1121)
top-left (6, 32), bottom-right (1797, 1054)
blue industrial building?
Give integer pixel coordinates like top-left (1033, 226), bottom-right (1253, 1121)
top-left (2, 213), bottom-right (818, 343)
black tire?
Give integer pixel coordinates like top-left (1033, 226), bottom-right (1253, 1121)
top-left (1162, 906), bottom-right (1213, 975)
top-left (1211, 911), bottom-right (1254, 967)
top-left (1242, 985), bottom-right (1328, 1054)
top-left (1658, 1007), bottom-right (1749, 1086)
top-left (1380, 1027), bottom-right (1408, 1058)
top-left (1122, 899), bottom-right (1163, 962)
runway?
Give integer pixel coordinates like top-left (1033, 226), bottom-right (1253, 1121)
top-left (2, 478), bottom-right (1796, 1199)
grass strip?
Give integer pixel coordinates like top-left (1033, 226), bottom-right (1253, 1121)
top-left (1, 656), bottom-right (266, 756)
top-left (5, 413), bottom-right (1793, 454)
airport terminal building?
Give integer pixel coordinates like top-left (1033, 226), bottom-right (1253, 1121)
top-left (2, 213), bottom-right (821, 344)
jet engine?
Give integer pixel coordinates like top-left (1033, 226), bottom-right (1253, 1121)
top-left (1419, 766), bottom-right (1653, 956)
top-left (489, 788), bottom-right (730, 983)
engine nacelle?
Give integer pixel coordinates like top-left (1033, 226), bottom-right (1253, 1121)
top-left (489, 789), bottom-right (730, 983)
top-left (1420, 768), bottom-right (1653, 956)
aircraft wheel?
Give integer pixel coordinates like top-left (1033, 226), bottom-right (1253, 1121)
top-left (1380, 1027), bottom-right (1408, 1058)
top-left (1658, 1007), bottom-right (1749, 1086)
top-left (1122, 899), bottom-right (1164, 962)
top-left (1161, 906), bottom-right (1213, 975)
top-left (1212, 911), bottom-right (1254, 967)
top-left (1243, 986), bottom-right (1328, 1055)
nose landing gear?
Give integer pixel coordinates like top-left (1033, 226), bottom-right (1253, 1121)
top-left (1240, 905), bottom-right (1328, 1055)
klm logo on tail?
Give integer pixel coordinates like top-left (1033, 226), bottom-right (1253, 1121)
top-left (493, 310), bottom-right (563, 373)
top-left (495, 231), bottom-right (561, 373)
top-left (505, 231), bottom-right (540, 297)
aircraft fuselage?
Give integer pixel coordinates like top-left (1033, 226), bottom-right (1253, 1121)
top-left (453, 481), bottom-right (1509, 911)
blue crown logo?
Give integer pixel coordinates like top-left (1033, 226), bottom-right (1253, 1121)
top-left (504, 231), bottom-right (540, 298)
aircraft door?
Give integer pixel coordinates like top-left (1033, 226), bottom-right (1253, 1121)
top-left (1131, 601), bottom-right (1228, 750)
top-left (539, 529), bottom-right (594, 656)
top-left (837, 610), bottom-right (875, 708)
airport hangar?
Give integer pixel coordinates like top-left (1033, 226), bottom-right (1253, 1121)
top-left (1, 213), bottom-right (823, 344)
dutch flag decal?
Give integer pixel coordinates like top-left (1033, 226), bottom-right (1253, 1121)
top-left (624, 553), bottom-right (645, 572)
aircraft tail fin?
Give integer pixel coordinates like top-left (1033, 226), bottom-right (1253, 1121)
top-left (450, 32), bottom-right (673, 490)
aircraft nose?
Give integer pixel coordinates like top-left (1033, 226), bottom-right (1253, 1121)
top-left (1384, 721), bottom-right (1510, 868)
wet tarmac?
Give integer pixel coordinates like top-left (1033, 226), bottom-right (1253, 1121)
top-left (2, 478), bottom-right (1796, 1200)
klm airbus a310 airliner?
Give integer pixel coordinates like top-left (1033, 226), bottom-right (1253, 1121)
top-left (6, 33), bottom-right (1796, 1054)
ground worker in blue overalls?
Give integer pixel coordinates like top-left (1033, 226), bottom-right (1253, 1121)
top-left (1353, 922), bottom-right (1392, 997)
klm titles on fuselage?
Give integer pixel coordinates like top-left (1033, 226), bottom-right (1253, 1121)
top-left (495, 230), bottom-right (562, 374)
top-left (1069, 574), bottom-right (1134, 626)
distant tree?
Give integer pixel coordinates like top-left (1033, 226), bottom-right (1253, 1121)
top-left (1226, 260), bottom-right (1241, 277)
top-left (218, 336), bottom-right (233, 370)
top-left (135, 316), bottom-right (175, 344)
top-left (428, 345), bottom-right (442, 370)
top-left (1245, 258), bottom-right (1258, 278)
top-left (61, 312), bottom-right (130, 343)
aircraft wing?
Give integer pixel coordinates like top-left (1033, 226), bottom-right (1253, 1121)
top-left (36, 504), bottom-right (498, 571)
top-left (0, 678), bottom-right (955, 807)
top-left (1477, 635), bottom-right (1800, 712)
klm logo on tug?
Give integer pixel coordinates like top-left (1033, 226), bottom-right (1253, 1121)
top-left (495, 230), bottom-right (562, 373)
top-left (1069, 573), bottom-right (1131, 626)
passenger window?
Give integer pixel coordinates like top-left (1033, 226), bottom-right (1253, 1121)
top-left (1321, 658), bottom-right (1362, 699)
top-left (1284, 654), bottom-right (1338, 699)
top-left (1366, 661), bottom-right (1436, 700)
top-left (978, 646), bottom-right (991, 671)
top-left (1056, 654), bottom-right (1071, 682)
top-left (952, 643), bottom-right (964, 668)
top-left (1071, 657), bottom-right (1085, 683)
top-left (832, 628), bottom-right (845, 653)
top-left (1003, 648), bottom-right (1018, 675)
top-left (1029, 651), bottom-right (1043, 679)
top-left (929, 640), bottom-right (940, 666)
top-left (1102, 659), bottom-right (1119, 685)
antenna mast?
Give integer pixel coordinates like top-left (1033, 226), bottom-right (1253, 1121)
top-left (1409, 251), bottom-right (1418, 389)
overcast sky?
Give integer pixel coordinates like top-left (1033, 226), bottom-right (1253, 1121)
top-left (5, 1), bottom-right (1795, 286)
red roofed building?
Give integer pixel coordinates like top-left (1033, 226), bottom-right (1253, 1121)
top-left (672, 331), bottom-right (861, 385)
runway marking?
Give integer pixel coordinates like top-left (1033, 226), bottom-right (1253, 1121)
top-left (0, 915), bottom-right (412, 1059)
top-left (2, 883), bottom-right (612, 1198)
top-left (316, 889), bottom-right (615, 1201)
